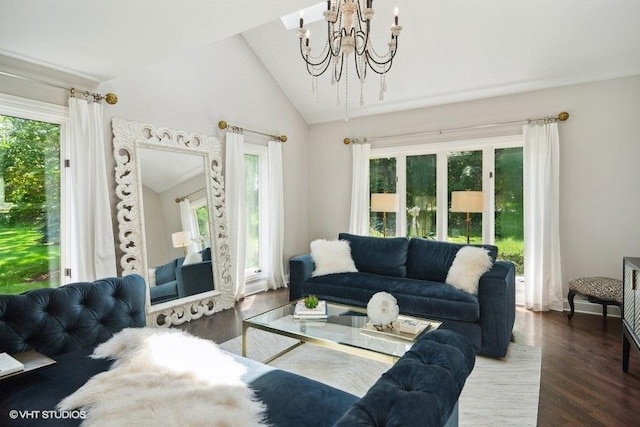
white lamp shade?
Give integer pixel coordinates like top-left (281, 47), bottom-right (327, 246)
top-left (171, 231), bottom-right (191, 248)
top-left (371, 193), bottom-right (399, 213)
top-left (450, 191), bottom-right (484, 213)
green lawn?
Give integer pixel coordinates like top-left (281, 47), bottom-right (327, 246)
top-left (0, 223), bottom-right (60, 295)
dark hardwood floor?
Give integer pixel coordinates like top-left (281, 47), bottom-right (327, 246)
top-left (180, 290), bottom-right (640, 426)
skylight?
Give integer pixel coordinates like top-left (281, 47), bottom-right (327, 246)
top-left (280, 2), bottom-right (326, 30)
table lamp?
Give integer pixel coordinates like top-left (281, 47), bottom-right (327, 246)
top-left (450, 191), bottom-right (484, 244)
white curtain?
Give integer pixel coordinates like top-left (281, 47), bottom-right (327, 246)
top-left (178, 199), bottom-right (199, 253)
top-left (348, 142), bottom-right (371, 235)
top-left (68, 97), bottom-right (116, 282)
top-left (266, 140), bottom-right (286, 290)
top-left (224, 130), bottom-right (246, 300)
top-left (523, 122), bottom-right (563, 311)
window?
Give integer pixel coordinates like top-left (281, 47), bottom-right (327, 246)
top-left (0, 94), bottom-right (69, 294)
top-left (189, 196), bottom-right (211, 250)
top-left (369, 135), bottom-right (523, 274)
top-left (244, 143), bottom-right (268, 291)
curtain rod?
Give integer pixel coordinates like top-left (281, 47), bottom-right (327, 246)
top-left (343, 111), bottom-right (569, 145)
top-left (218, 120), bottom-right (287, 143)
top-left (175, 188), bottom-right (206, 203)
top-left (0, 70), bottom-right (118, 105)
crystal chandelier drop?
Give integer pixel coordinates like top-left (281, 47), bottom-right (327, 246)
top-left (296, 0), bottom-right (403, 120)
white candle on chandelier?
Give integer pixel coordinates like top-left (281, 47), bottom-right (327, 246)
top-left (394, 7), bottom-right (399, 25)
top-left (299, 10), bottom-right (304, 28)
top-left (305, 29), bottom-right (310, 46)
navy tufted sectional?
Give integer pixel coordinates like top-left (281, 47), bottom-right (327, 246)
top-left (1, 275), bottom-right (475, 427)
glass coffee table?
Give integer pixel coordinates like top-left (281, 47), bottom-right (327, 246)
top-left (243, 300), bottom-right (440, 364)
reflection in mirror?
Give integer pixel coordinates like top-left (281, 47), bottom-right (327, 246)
top-left (138, 148), bottom-right (214, 305)
top-left (112, 117), bottom-right (234, 326)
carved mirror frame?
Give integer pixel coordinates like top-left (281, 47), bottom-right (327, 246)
top-left (112, 117), bottom-right (234, 326)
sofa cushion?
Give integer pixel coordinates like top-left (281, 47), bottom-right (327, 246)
top-left (338, 233), bottom-right (409, 277)
top-left (406, 238), bottom-right (498, 282)
top-left (150, 281), bottom-right (178, 304)
top-left (304, 272), bottom-right (480, 322)
top-left (200, 247), bottom-right (212, 262)
top-left (154, 258), bottom-right (179, 284)
top-left (310, 239), bottom-right (358, 277)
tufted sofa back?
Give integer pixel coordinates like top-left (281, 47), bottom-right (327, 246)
top-left (333, 329), bottom-right (476, 427)
top-left (0, 275), bottom-right (146, 357)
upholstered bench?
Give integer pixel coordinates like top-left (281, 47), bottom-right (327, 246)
top-left (567, 276), bottom-right (623, 319)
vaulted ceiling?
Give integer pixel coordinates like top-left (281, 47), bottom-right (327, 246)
top-left (2, 0), bottom-right (640, 124)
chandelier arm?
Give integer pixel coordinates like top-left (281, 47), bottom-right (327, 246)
top-left (299, 39), bottom-right (333, 69)
top-left (364, 52), bottom-right (393, 75)
top-left (307, 56), bottom-right (334, 77)
top-left (354, 31), bottom-right (369, 57)
top-left (364, 39), bottom-right (399, 68)
top-left (333, 53), bottom-right (345, 82)
top-left (327, 21), bottom-right (343, 58)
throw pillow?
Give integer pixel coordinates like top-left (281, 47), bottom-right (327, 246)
top-left (183, 252), bottom-right (203, 266)
top-left (310, 239), bottom-right (358, 277)
top-left (148, 268), bottom-right (157, 287)
top-left (445, 246), bottom-right (493, 294)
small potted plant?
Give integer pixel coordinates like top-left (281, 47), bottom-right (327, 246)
top-left (304, 294), bottom-right (319, 309)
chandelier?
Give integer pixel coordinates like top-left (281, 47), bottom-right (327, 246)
top-left (296, 0), bottom-right (403, 120)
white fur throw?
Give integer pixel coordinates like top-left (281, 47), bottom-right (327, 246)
top-left (310, 239), bottom-right (358, 277)
top-left (446, 247), bottom-right (493, 294)
top-left (58, 328), bottom-right (267, 427)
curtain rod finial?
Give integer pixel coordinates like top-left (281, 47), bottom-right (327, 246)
top-left (344, 137), bottom-right (351, 145)
top-left (105, 93), bottom-right (118, 105)
top-left (218, 120), bottom-right (228, 130)
top-left (558, 111), bottom-right (569, 121)
top-left (280, 135), bottom-right (288, 143)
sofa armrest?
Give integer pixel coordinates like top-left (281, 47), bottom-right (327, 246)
top-left (334, 329), bottom-right (475, 427)
top-left (176, 261), bottom-right (214, 298)
top-left (477, 260), bottom-right (516, 357)
top-left (289, 254), bottom-right (314, 301)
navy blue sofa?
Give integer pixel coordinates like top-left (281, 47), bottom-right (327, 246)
top-left (0, 275), bottom-right (475, 427)
top-left (290, 233), bottom-right (516, 357)
top-left (150, 247), bottom-right (215, 304)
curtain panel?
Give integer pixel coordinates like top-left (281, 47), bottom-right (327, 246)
top-left (348, 143), bottom-right (371, 235)
top-left (224, 130), bottom-right (246, 300)
top-left (68, 97), bottom-right (116, 281)
top-left (523, 122), bottom-right (563, 311)
top-left (266, 140), bottom-right (286, 290)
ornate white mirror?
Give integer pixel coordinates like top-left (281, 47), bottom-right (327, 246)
top-left (112, 117), bottom-right (234, 326)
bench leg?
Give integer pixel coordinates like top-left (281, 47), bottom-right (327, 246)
top-left (568, 290), bottom-right (576, 320)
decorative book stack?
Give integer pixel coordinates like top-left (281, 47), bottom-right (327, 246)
top-left (0, 352), bottom-right (24, 378)
top-left (361, 316), bottom-right (441, 341)
top-left (293, 300), bottom-right (328, 320)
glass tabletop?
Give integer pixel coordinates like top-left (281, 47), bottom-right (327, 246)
top-left (243, 300), bottom-right (417, 360)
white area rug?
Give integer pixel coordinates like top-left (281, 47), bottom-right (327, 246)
top-left (220, 329), bottom-right (541, 427)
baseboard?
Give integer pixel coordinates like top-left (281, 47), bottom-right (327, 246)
top-left (562, 299), bottom-right (621, 318)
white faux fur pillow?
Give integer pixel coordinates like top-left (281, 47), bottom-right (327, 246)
top-left (310, 239), bottom-right (358, 277)
top-left (446, 246), bottom-right (493, 294)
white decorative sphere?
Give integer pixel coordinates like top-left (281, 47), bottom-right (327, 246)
top-left (367, 292), bottom-right (400, 327)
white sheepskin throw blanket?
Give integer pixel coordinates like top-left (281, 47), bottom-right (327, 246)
top-left (446, 246), bottom-right (493, 294)
top-left (58, 328), bottom-right (267, 427)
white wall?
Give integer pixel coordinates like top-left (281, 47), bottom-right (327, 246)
top-left (141, 185), bottom-right (169, 267)
top-left (308, 75), bottom-right (640, 296)
top-left (99, 34), bottom-right (311, 273)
